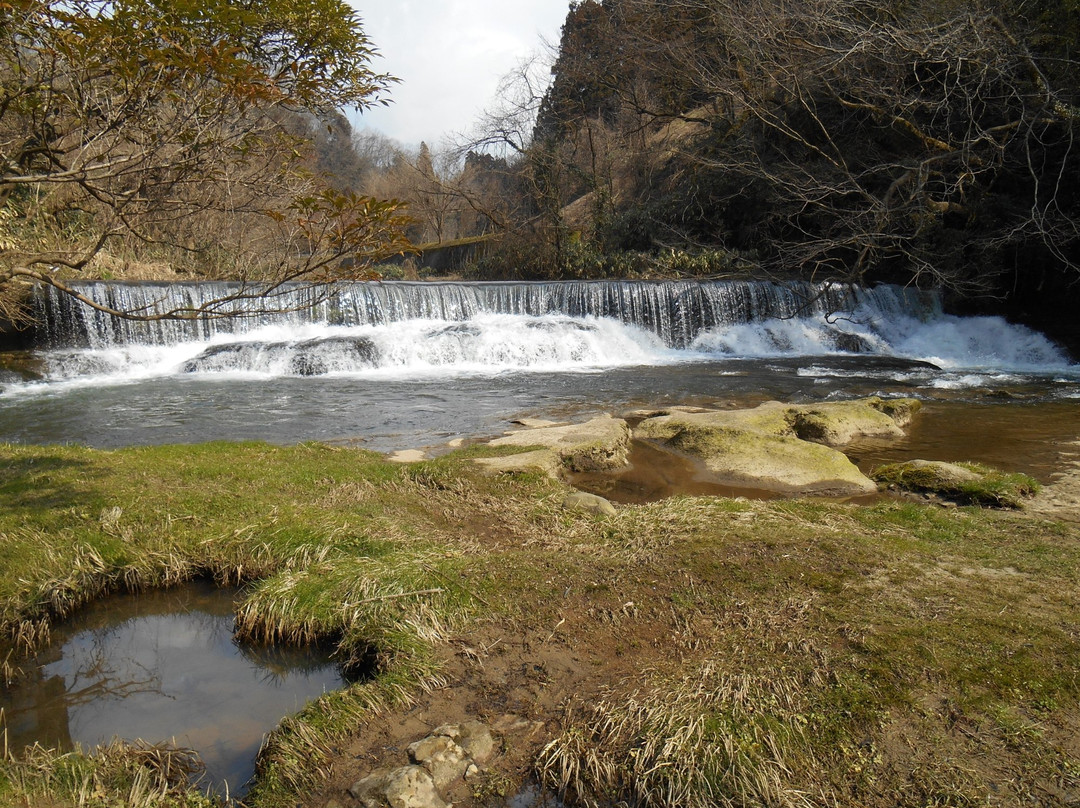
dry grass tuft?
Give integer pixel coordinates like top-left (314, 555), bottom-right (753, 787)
top-left (538, 658), bottom-right (822, 808)
top-left (1, 739), bottom-right (217, 808)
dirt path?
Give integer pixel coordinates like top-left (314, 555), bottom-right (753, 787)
top-left (307, 616), bottom-right (661, 808)
top-left (1028, 439), bottom-right (1080, 522)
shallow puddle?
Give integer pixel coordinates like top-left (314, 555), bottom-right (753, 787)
top-left (568, 439), bottom-right (786, 504)
top-left (570, 401), bottom-right (1080, 504)
top-left (846, 400), bottom-right (1080, 483)
top-left (0, 580), bottom-right (345, 796)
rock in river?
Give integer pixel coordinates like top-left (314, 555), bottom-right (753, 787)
top-left (634, 397), bottom-right (919, 496)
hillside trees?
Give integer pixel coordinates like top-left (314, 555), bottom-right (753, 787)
top-left (639, 0), bottom-right (1080, 292)
top-left (506, 0), bottom-right (1080, 296)
top-left (0, 0), bottom-right (410, 324)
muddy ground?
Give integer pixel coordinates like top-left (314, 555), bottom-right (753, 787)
top-left (304, 445), bottom-right (1080, 808)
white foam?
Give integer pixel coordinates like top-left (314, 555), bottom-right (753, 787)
top-left (690, 304), bottom-right (1075, 375)
top-left (6, 314), bottom-right (677, 392)
top-left (7, 297), bottom-right (1077, 395)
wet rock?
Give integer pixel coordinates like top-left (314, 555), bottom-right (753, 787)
top-left (0, 351), bottom-right (45, 383)
top-left (349, 765), bottom-right (449, 808)
top-left (385, 766), bottom-right (451, 808)
top-left (388, 449), bottom-right (427, 464)
top-left (510, 417), bottom-right (567, 428)
top-left (562, 491), bottom-right (617, 517)
top-left (349, 768), bottom-right (392, 807)
top-left (408, 734), bottom-right (470, 790)
top-left (877, 459), bottom-right (981, 488)
top-left (827, 329), bottom-right (874, 354)
top-left (433, 720), bottom-right (496, 764)
top-left (351, 720), bottom-right (501, 808)
top-left (624, 405), bottom-right (715, 419)
top-left (785, 397), bottom-right (920, 446)
top-left (181, 336), bottom-right (378, 375)
top-left (474, 449), bottom-right (560, 478)
top-left (871, 459), bottom-right (1039, 508)
top-left (493, 714), bottom-right (545, 738)
top-left (636, 402), bottom-right (881, 496)
top-left (477, 414), bottom-right (631, 478)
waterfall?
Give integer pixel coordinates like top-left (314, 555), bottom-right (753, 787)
top-left (32, 279), bottom-right (939, 350)
top-left (23, 278), bottom-right (1073, 385)
top-left (8, 278), bottom-right (1077, 451)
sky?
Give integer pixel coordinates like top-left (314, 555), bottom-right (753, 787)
top-left (348, 1), bottom-right (571, 149)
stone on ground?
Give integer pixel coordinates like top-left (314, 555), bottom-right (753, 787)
top-left (476, 414), bottom-right (631, 478)
top-left (562, 491), bottom-right (617, 516)
top-left (633, 399), bottom-right (917, 496)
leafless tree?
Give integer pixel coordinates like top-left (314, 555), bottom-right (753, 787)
top-left (605, 0), bottom-right (1080, 291)
top-left (0, 0), bottom-right (411, 325)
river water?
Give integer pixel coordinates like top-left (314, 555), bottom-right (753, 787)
top-left (1, 280), bottom-right (1078, 475)
top-left (1, 280), bottom-right (1078, 798)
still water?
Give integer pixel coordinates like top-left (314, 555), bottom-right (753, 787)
top-left (0, 581), bottom-right (345, 796)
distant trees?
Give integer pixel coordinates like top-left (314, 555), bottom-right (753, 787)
top-left (0, 0), bottom-right (410, 323)
top-left (453, 0), bottom-right (1080, 296)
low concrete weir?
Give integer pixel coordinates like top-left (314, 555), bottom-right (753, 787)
top-left (32, 278), bottom-right (938, 349)
top-left (3, 279), bottom-right (1077, 451)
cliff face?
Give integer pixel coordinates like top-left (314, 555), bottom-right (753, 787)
top-left (520, 0), bottom-right (1080, 328)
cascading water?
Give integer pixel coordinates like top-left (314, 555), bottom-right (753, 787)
top-left (35, 279), bottom-right (932, 349)
top-left (27, 279), bottom-right (1070, 375)
top-left (3, 278), bottom-right (1076, 450)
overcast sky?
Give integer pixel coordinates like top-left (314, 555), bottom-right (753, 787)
top-left (349, 1), bottom-right (571, 149)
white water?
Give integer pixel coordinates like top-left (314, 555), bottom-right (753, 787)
top-left (691, 307), bottom-right (1071, 371)
top-left (23, 314), bottom-right (676, 392)
top-left (13, 295), bottom-right (1072, 394)
top-left (2, 279), bottom-right (1077, 450)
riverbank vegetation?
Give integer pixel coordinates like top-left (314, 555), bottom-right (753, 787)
top-left (0, 439), bottom-right (1076, 807)
top-left (0, 0), bottom-right (410, 327)
top-left (5, 0), bottom-right (1080, 348)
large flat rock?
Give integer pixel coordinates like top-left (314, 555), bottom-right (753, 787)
top-left (634, 398), bottom-right (917, 496)
top-left (476, 414), bottom-right (631, 478)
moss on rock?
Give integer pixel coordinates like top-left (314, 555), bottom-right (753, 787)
top-left (478, 415), bottom-right (631, 478)
top-left (786, 397), bottom-right (921, 446)
top-left (636, 404), bottom-right (887, 496)
top-left (871, 459), bottom-right (1040, 508)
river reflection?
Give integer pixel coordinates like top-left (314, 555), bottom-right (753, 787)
top-left (0, 580), bottom-right (345, 795)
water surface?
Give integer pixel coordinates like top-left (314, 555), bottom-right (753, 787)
top-left (0, 581), bottom-right (345, 796)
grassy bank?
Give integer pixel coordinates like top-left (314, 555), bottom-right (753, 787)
top-left (0, 440), bottom-right (1077, 807)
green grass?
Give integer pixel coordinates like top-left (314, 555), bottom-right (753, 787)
top-left (0, 441), bottom-right (565, 806)
top-left (0, 441), bottom-right (1077, 807)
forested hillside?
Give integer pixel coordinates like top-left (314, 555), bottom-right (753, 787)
top-left (455, 0), bottom-right (1080, 346)
top-left (0, 0), bottom-right (410, 327)
top-left (4, 0), bottom-right (1079, 347)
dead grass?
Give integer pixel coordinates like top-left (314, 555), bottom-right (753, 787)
top-left (0, 740), bottom-right (216, 808)
top-left (0, 441), bottom-right (1078, 808)
top-left (538, 644), bottom-right (824, 807)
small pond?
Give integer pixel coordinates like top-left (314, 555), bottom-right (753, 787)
top-left (0, 580), bottom-right (346, 796)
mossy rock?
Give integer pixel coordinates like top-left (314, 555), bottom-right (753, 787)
top-left (871, 459), bottom-right (1040, 508)
top-left (479, 415), bottom-right (631, 478)
top-left (785, 397), bottom-right (922, 446)
top-left (637, 409), bottom-right (879, 496)
top-left (639, 398), bottom-right (919, 448)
